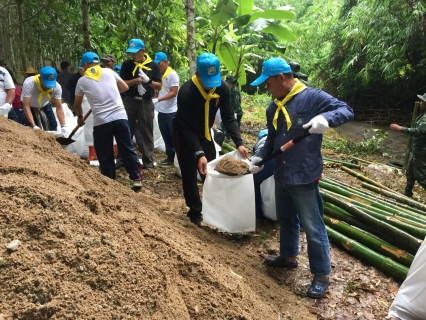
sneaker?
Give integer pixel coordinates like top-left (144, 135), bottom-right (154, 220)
top-left (132, 180), bottom-right (142, 188)
top-left (160, 158), bottom-right (174, 165)
top-left (264, 255), bottom-right (298, 268)
top-left (115, 159), bottom-right (124, 169)
top-left (142, 163), bottom-right (154, 171)
top-left (307, 276), bottom-right (329, 299)
top-left (187, 210), bottom-right (202, 227)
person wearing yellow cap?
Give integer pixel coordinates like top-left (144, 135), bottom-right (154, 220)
top-left (173, 53), bottom-right (248, 227)
top-left (249, 57), bottom-right (354, 299)
top-left (73, 52), bottom-right (143, 188)
top-left (21, 66), bottom-right (68, 133)
top-left (118, 39), bottom-right (162, 171)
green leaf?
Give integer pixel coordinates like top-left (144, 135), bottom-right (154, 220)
top-left (210, 0), bottom-right (238, 29)
top-left (195, 17), bottom-right (210, 29)
top-left (232, 14), bottom-right (251, 27)
top-left (234, 0), bottom-right (253, 16)
top-left (219, 42), bottom-right (238, 71)
top-left (249, 7), bottom-right (296, 23)
top-left (262, 23), bottom-right (297, 42)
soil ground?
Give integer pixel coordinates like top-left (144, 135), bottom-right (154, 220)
top-left (0, 116), bottom-right (424, 320)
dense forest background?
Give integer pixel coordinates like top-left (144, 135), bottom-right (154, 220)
top-left (0, 0), bottom-right (425, 124)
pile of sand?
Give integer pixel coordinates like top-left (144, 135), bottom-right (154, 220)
top-left (0, 117), bottom-right (313, 319)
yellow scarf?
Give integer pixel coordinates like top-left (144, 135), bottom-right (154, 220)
top-left (33, 75), bottom-right (53, 109)
top-left (84, 65), bottom-right (103, 81)
top-left (132, 54), bottom-right (153, 76)
top-left (161, 66), bottom-right (173, 90)
top-left (192, 75), bottom-right (219, 141)
top-left (273, 79), bottom-right (306, 130)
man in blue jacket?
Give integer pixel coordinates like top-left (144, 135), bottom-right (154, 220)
top-left (250, 57), bottom-right (354, 299)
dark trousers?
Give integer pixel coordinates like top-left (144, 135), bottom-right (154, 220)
top-left (173, 121), bottom-right (216, 214)
top-left (23, 103), bottom-right (57, 130)
top-left (123, 96), bottom-right (154, 166)
top-left (12, 108), bottom-right (25, 124)
top-left (8, 109), bottom-right (20, 123)
top-left (158, 111), bottom-right (176, 159)
top-left (93, 119), bottom-right (142, 181)
top-left (253, 160), bottom-right (274, 220)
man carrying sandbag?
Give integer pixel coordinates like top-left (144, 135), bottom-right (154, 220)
top-left (249, 57), bottom-right (354, 299)
top-left (173, 53), bottom-right (248, 227)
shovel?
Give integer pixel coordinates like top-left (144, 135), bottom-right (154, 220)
top-left (56, 109), bottom-right (92, 145)
top-left (216, 126), bottom-right (312, 176)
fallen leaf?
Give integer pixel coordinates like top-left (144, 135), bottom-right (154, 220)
top-left (388, 282), bottom-right (399, 295)
top-left (328, 302), bottom-right (337, 308)
top-left (377, 297), bottom-right (389, 308)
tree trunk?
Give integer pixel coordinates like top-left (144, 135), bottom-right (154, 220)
top-left (82, 0), bottom-right (91, 51)
top-left (185, 0), bottom-right (196, 76)
top-left (16, 0), bottom-right (27, 70)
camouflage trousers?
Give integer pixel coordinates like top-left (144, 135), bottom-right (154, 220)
top-left (405, 154), bottom-right (426, 193)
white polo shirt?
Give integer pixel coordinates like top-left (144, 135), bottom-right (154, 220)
top-left (21, 76), bottom-right (62, 108)
top-left (0, 67), bottom-right (15, 105)
top-left (75, 67), bottom-right (127, 127)
top-left (155, 69), bottom-right (179, 114)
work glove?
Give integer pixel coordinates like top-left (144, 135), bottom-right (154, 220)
top-left (152, 98), bottom-right (158, 105)
top-left (33, 126), bottom-right (40, 130)
top-left (61, 126), bottom-right (70, 137)
top-left (303, 115), bottom-right (329, 134)
top-left (249, 156), bottom-right (264, 174)
top-left (0, 103), bottom-right (12, 117)
top-left (137, 84), bottom-right (146, 96)
top-left (138, 69), bottom-right (150, 83)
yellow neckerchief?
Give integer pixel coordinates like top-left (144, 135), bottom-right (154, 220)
top-left (192, 75), bottom-right (219, 141)
top-left (84, 65), bottom-right (103, 81)
top-left (273, 79), bottom-right (306, 130)
top-left (132, 54), bottom-right (153, 76)
top-left (33, 75), bottom-right (53, 109)
top-left (161, 66), bottom-right (173, 90)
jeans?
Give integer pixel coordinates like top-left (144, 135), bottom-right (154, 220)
top-left (23, 103), bottom-right (57, 130)
top-left (8, 109), bottom-right (20, 123)
top-left (93, 119), bottom-right (142, 181)
top-left (13, 108), bottom-right (25, 124)
top-left (158, 111), bottom-right (176, 159)
top-left (275, 181), bottom-right (331, 275)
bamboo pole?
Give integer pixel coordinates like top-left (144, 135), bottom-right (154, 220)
top-left (323, 157), bottom-right (361, 169)
top-left (341, 166), bottom-right (395, 192)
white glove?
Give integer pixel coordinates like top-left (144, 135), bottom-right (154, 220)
top-left (152, 98), bottom-right (159, 104)
top-left (0, 103), bottom-right (12, 117)
top-left (61, 126), bottom-right (70, 137)
top-left (302, 115), bottom-right (329, 134)
top-left (138, 70), bottom-right (150, 83)
top-left (249, 156), bottom-right (264, 174)
top-left (33, 126), bottom-right (40, 130)
top-left (137, 84), bottom-right (146, 96)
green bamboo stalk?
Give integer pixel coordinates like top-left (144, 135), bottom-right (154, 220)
top-left (326, 226), bottom-right (408, 281)
top-left (341, 166), bottom-right (395, 192)
top-left (323, 157), bottom-right (361, 169)
top-left (222, 142), bottom-right (235, 151)
top-left (321, 191), bottom-right (422, 255)
top-left (362, 183), bottom-right (426, 213)
top-left (324, 215), bottom-right (414, 267)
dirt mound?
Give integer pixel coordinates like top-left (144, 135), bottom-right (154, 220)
top-left (0, 117), bottom-right (313, 319)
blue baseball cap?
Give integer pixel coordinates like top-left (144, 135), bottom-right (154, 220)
top-left (39, 66), bottom-right (57, 89)
top-left (154, 52), bottom-right (168, 64)
top-left (258, 129), bottom-right (268, 139)
top-left (197, 53), bottom-right (221, 89)
top-left (114, 65), bottom-right (121, 72)
top-left (250, 58), bottom-right (292, 86)
top-left (81, 52), bottom-right (100, 64)
top-left (126, 39), bottom-right (145, 53)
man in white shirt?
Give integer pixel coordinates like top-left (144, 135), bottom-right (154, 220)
top-left (21, 66), bottom-right (68, 134)
top-left (0, 66), bottom-right (16, 121)
top-left (74, 52), bottom-right (142, 188)
top-left (153, 52), bottom-right (179, 164)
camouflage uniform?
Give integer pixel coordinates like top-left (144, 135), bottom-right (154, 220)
top-left (230, 85), bottom-right (243, 128)
top-left (401, 111), bottom-right (426, 195)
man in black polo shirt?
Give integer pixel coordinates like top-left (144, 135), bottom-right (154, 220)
top-left (120, 38), bottom-right (162, 170)
top-left (173, 53), bottom-right (248, 227)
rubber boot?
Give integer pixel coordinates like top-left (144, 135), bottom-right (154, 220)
top-left (87, 146), bottom-right (97, 161)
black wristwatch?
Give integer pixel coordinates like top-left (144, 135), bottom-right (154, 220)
top-left (194, 150), bottom-right (205, 160)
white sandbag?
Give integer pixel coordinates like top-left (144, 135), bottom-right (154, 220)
top-left (154, 110), bottom-right (166, 152)
top-left (50, 103), bottom-right (86, 157)
top-left (387, 237), bottom-right (426, 320)
top-left (82, 97), bottom-right (94, 146)
top-left (174, 128), bottom-right (221, 182)
top-left (202, 150), bottom-right (255, 233)
top-left (260, 175), bottom-right (277, 221)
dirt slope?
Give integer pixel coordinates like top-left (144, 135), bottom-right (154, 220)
top-left (0, 117), bottom-right (314, 319)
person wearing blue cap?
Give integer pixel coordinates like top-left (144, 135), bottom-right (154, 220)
top-left (118, 39), bottom-right (162, 171)
top-left (73, 52), bottom-right (143, 188)
top-left (21, 66), bottom-right (68, 133)
top-left (0, 66), bottom-right (17, 122)
top-left (249, 57), bottom-right (354, 299)
top-left (173, 53), bottom-right (248, 227)
top-left (152, 51), bottom-right (179, 165)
